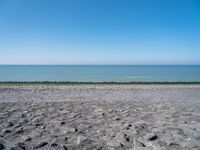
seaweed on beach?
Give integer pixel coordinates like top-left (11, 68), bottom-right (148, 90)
top-left (0, 81), bottom-right (200, 85)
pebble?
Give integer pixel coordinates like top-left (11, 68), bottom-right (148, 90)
top-left (33, 142), bottom-right (48, 149)
top-left (120, 143), bottom-right (124, 147)
top-left (15, 128), bottom-right (24, 134)
top-left (25, 137), bottom-right (32, 142)
top-left (21, 136), bottom-right (32, 142)
top-left (115, 118), bottom-right (120, 121)
top-left (17, 143), bottom-right (26, 150)
top-left (4, 129), bottom-right (11, 134)
top-left (146, 133), bottom-right (158, 141)
top-left (21, 114), bottom-right (25, 118)
top-left (60, 121), bottom-right (66, 125)
top-left (169, 142), bottom-right (179, 147)
top-left (7, 122), bottom-right (14, 127)
top-left (51, 143), bottom-right (58, 147)
top-left (64, 137), bottom-right (68, 143)
top-left (128, 124), bottom-right (132, 127)
top-left (63, 145), bottom-right (68, 150)
top-left (35, 123), bottom-right (43, 127)
top-left (139, 142), bottom-right (146, 147)
top-left (0, 143), bottom-right (5, 150)
top-left (125, 137), bottom-right (130, 142)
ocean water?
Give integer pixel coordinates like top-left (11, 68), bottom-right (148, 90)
top-left (0, 65), bottom-right (200, 82)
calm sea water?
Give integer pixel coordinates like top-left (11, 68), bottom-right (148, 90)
top-left (0, 65), bottom-right (200, 82)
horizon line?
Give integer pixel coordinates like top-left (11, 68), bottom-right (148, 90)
top-left (0, 64), bottom-right (200, 66)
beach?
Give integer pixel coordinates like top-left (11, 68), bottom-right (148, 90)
top-left (0, 84), bottom-right (200, 149)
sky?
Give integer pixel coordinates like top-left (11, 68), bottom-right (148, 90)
top-left (0, 0), bottom-right (200, 65)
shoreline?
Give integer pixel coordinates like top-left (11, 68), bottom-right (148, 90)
top-left (1, 81), bottom-right (200, 85)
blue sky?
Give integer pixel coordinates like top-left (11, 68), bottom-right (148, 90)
top-left (0, 0), bottom-right (200, 64)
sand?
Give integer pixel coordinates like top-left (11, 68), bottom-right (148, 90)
top-left (0, 84), bottom-right (200, 150)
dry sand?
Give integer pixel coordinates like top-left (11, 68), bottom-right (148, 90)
top-left (0, 84), bottom-right (200, 150)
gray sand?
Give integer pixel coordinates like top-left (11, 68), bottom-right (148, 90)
top-left (0, 84), bottom-right (200, 149)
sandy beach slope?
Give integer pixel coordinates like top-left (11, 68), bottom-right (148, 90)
top-left (0, 84), bottom-right (200, 149)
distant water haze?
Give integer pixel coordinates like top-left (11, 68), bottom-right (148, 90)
top-left (0, 65), bottom-right (200, 82)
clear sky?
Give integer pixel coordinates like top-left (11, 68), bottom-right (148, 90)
top-left (0, 0), bottom-right (200, 65)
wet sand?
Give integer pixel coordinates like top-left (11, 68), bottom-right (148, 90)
top-left (0, 84), bottom-right (200, 149)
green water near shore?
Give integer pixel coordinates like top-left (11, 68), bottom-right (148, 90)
top-left (0, 81), bottom-right (200, 85)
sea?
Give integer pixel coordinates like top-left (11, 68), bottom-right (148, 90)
top-left (0, 65), bottom-right (200, 82)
